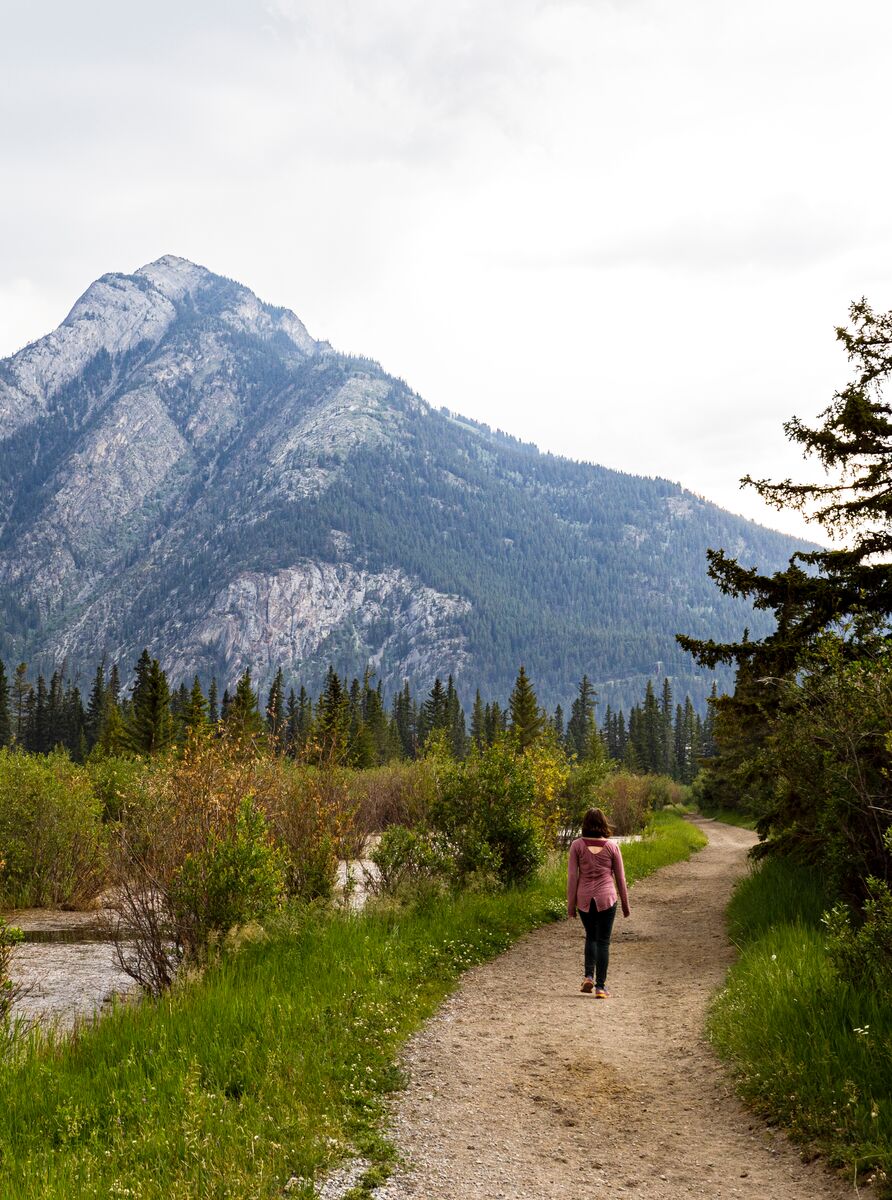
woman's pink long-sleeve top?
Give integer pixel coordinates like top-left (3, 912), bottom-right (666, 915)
top-left (567, 837), bottom-right (631, 919)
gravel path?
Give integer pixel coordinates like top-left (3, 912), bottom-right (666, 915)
top-left (373, 820), bottom-right (856, 1200)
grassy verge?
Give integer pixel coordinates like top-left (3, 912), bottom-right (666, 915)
top-left (0, 812), bottom-right (704, 1199)
top-left (695, 807), bottom-right (758, 830)
top-left (708, 857), bottom-right (892, 1195)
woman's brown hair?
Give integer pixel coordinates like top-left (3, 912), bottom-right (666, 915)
top-left (581, 808), bottom-right (613, 838)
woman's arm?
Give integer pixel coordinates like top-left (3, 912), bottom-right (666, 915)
top-left (567, 841), bottom-right (579, 918)
top-left (613, 844), bottom-right (631, 917)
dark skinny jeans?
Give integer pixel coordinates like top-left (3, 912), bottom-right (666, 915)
top-left (579, 900), bottom-right (617, 987)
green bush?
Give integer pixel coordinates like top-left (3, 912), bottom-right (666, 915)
top-left (430, 742), bottom-right (545, 885)
top-left (823, 877), bottom-right (892, 991)
top-left (0, 749), bottom-right (107, 908)
top-left (368, 825), bottom-right (450, 895)
top-left (169, 799), bottom-right (286, 961)
top-left (83, 754), bottom-right (146, 823)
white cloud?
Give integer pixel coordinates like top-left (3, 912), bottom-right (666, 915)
top-left (2, 0), bottom-right (892, 543)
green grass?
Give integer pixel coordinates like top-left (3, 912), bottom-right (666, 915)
top-left (0, 812), bottom-right (704, 1199)
top-left (709, 857), bottom-right (892, 1195)
top-left (695, 807), bottom-right (758, 830)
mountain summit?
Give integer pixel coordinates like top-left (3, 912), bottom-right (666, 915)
top-left (0, 257), bottom-right (801, 707)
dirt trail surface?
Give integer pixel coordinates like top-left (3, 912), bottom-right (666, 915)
top-left (374, 820), bottom-right (855, 1200)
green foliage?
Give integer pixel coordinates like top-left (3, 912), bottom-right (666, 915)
top-left (823, 876), bottom-right (892, 992)
top-left (0, 749), bottom-right (106, 908)
top-left (430, 741), bottom-right (545, 885)
top-left (710, 857), bottom-right (892, 1193)
top-left (750, 638), bottom-right (892, 899)
top-left (508, 665), bottom-right (544, 750)
top-left (169, 799), bottom-right (285, 960)
top-left (368, 825), bottom-right (450, 896)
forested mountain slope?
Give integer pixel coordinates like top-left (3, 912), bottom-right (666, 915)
top-left (0, 255), bottom-right (807, 708)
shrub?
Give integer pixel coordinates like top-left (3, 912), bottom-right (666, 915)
top-left (349, 761), bottom-right (440, 838)
top-left (823, 876), bottom-right (892, 990)
top-left (0, 915), bottom-right (23, 1024)
top-left (368, 825), bottom-right (451, 895)
top-left (108, 736), bottom-right (289, 994)
top-left (596, 771), bottom-right (654, 835)
top-left (430, 743), bottom-right (546, 885)
top-left (260, 762), bottom-right (350, 901)
top-left (558, 756), bottom-right (613, 847)
top-left (0, 749), bottom-right (107, 908)
top-left (168, 798), bottom-right (285, 959)
top-left (83, 754), bottom-right (146, 823)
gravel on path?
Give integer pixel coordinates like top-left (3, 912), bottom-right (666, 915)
top-left (371, 820), bottom-right (857, 1200)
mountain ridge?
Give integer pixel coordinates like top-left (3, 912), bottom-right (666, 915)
top-left (0, 256), bottom-right (808, 710)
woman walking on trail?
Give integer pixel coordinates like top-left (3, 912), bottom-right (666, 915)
top-left (567, 808), bottom-right (630, 998)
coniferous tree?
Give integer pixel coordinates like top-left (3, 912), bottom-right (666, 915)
top-left (316, 667), bottom-right (349, 761)
top-left (566, 674), bottom-right (597, 759)
top-left (660, 677), bottom-right (675, 777)
top-left (227, 669), bottom-right (263, 739)
top-left (393, 682), bottom-right (417, 758)
top-left (418, 677), bottom-right (449, 747)
top-left (181, 675), bottom-right (208, 738)
top-left (446, 676), bottom-right (467, 759)
top-left (470, 689), bottom-right (486, 749)
top-left (509, 665), bottom-right (544, 751)
top-left (207, 677), bottom-right (220, 724)
top-left (86, 663), bottom-right (106, 750)
top-left (0, 659), bottom-right (10, 747)
top-left (266, 667), bottom-right (286, 749)
top-left (127, 654), bottom-right (174, 754)
top-left (12, 662), bottom-right (30, 744)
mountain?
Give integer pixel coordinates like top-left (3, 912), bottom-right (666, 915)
top-left (0, 255), bottom-right (805, 710)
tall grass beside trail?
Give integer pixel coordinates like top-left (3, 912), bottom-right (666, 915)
top-left (0, 812), bottom-right (702, 1200)
top-left (709, 857), bottom-right (892, 1195)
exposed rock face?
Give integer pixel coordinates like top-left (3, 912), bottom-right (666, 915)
top-left (0, 255), bottom-right (809, 707)
top-left (167, 562), bottom-right (471, 692)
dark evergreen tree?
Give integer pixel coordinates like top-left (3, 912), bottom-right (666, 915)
top-left (470, 689), bottom-right (486, 749)
top-left (418, 677), bottom-right (449, 747)
top-left (86, 663), bottom-right (106, 750)
top-left (12, 662), bottom-right (30, 744)
top-left (181, 675), bottom-right (208, 738)
top-left (266, 667), bottom-right (286, 748)
top-left (0, 659), bottom-right (10, 748)
top-left (316, 666), bottom-right (349, 761)
top-left (127, 654), bottom-right (174, 754)
top-left (446, 675), bottom-right (467, 759)
top-left (509, 665), bottom-right (544, 751)
top-left (566, 674), bottom-right (597, 759)
top-left (207, 677), bottom-right (219, 724)
top-left (227, 669), bottom-right (263, 739)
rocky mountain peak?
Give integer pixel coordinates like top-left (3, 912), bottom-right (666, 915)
top-left (133, 254), bottom-right (214, 302)
top-left (0, 258), bottom-right (808, 709)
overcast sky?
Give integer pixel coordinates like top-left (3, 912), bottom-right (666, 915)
top-left (3, 0), bottom-right (891, 542)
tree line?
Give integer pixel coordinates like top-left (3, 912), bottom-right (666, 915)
top-left (0, 652), bottom-right (715, 781)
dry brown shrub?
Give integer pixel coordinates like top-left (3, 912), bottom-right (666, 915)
top-left (257, 760), bottom-right (357, 895)
top-left (107, 736), bottom-right (354, 995)
top-left (597, 772), bottom-right (653, 834)
top-left (348, 761), bottom-right (439, 838)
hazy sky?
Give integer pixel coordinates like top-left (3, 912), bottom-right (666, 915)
top-left (3, 0), bottom-right (891, 541)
